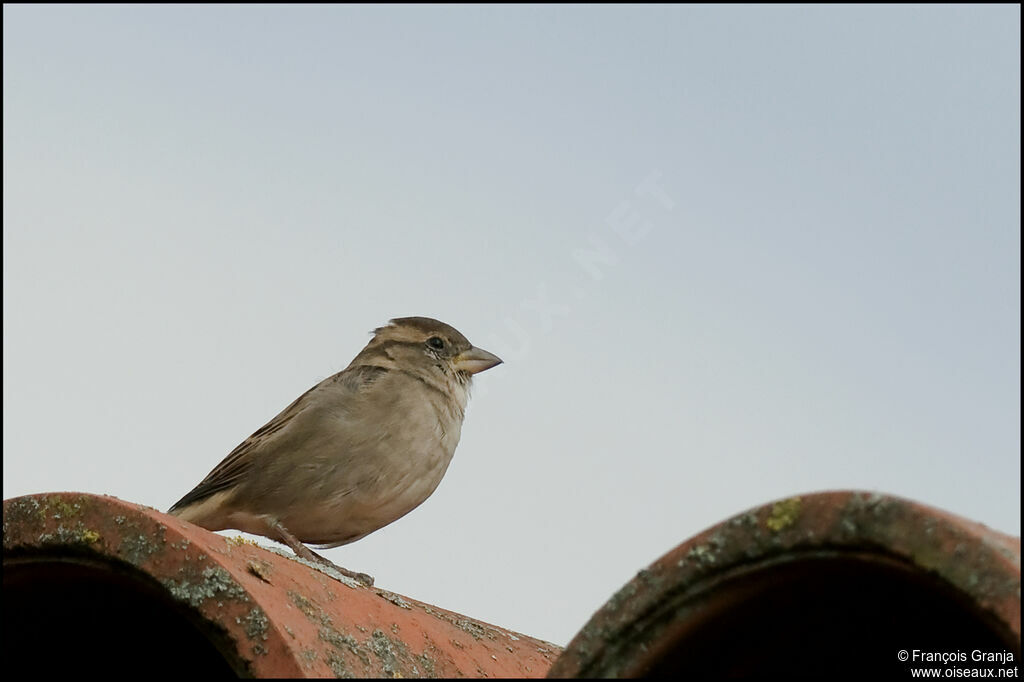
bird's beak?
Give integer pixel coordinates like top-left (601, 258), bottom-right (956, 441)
top-left (453, 347), bottom-right (503, 375)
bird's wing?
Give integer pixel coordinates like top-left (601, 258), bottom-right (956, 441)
top-left (168, 365), bottom-right (391, 514)
top-left (167, 383), bottom-right (320, 513)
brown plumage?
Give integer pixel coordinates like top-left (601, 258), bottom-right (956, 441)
top-left (168, 317), bottom-right (502, 584)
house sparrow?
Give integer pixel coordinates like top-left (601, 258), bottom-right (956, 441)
top-left (168, 317), bottom-right (502, 585)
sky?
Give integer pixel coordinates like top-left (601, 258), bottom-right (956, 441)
top-left (3, 5), bottom-right (1020, 648)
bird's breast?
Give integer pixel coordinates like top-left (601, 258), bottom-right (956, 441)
top-left (276, 377), bottom-right (466, 546)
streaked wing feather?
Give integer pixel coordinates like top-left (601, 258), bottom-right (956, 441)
top-left (168, 384), bottom-right (319, 512)
top-left (168, 365), bottom-right (390, 514)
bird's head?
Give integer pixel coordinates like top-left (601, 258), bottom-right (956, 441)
top-left (352, 317), bottom-right (502, 385)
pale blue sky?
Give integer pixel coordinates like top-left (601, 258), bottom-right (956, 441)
top-left (4, 5), bottom-right (1019, 646)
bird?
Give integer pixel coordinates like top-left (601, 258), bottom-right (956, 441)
top-left (167, 316), bottom-right (502, 585)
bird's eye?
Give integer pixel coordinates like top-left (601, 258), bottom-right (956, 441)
top-left (427, 337), bottom-right (445, 350)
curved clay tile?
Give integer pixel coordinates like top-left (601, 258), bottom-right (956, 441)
top-left (2, 492), bottom-right (561, 677)
top-left (549, 491), bottom-right (1020, 678)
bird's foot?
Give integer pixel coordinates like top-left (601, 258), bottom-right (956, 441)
top-left (305, 548), bottom-right (375, 587)
top-left (269, 520), bottom-right (375, 586)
